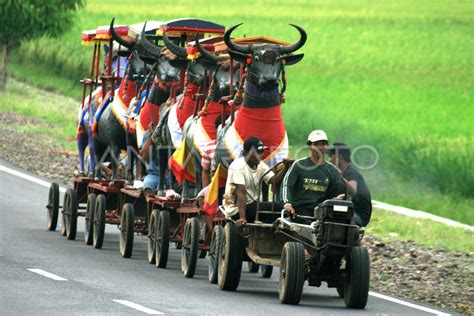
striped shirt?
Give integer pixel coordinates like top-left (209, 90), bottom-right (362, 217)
top-left (201, 140), bottom-right (217, 170)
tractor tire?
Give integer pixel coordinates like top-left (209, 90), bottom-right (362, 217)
top-left (279, 242), bottom-right (305, 304)
top-left (344, 246), bottom-right (370, 309)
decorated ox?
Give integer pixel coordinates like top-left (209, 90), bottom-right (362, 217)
top-left (214, 23), bottom-right (306, 171)
top-left (178, 37), bottom-right (241, 196)
top-left (150, 32), bottom-right (218, 195)
top-left (76, 40), bottom-right (127, 176)
top-left (124, 31), bottom-right (184, 183)
top-left (91, 19), bottom-right (153, 183)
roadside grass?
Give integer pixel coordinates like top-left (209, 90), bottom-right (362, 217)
top-left (0, 80), bottom-right (77, 151)
top-left (366, 209), bottom-right (474, 253)
top-left (2, 0), bottom-right (473, 225)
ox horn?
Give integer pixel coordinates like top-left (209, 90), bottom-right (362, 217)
top-left (162, 31), bottom-right (187, 58)
top-left (224, 23), bottom-right (251, 54)
top-left (279, 24), bottom-right (307, 54)
top-left (195, 34), bottom-right (225, 64)
top-left (110, 17), bottom-right (135, 49)
top-left (139, 23), bottom-right (162, 58)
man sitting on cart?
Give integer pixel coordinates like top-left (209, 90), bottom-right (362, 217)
top-left (222, 136), bottom-right (287, 228)
top-left (282, 130), bottom-right (344, 219)
top-left (328, 142), bottom-right (372, 227)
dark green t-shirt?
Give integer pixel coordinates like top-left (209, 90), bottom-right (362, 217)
top-left (282, 157), bottom-right (344, 216)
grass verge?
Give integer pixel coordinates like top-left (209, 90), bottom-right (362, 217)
top-left (367, 209), bottom-right (474, 252)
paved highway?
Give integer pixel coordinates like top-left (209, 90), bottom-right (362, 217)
top-left (0, 161), bottom-right (456, 315)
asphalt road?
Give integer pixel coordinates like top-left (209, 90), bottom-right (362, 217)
top-left (0, 161), bottom-right (457, 315)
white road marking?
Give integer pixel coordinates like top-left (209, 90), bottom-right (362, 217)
top-left (0, 165), bottom-right (66, 193)
top-left (369, 291), bottom-right (450, 315)
top-left (113, 300), bottom-right (164, 315)
top-left (27, 269), bottom-right (68, 281)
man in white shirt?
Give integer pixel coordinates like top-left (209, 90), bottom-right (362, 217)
top-left (223, 136), bottom-right (286, 227)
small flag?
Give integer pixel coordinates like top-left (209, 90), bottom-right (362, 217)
top-left (203, 164), bottom-right (227, 218)
top-left (169, 138), bottom-right (195, 185)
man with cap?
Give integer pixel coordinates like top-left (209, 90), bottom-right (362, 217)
top-left (282, 130), bottom-right (344, 218)
top-left (328, 142), bottom-right (372, 226)
top-left (223, 136), bottom-right (287, 227)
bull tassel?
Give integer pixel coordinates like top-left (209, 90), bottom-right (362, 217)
top-left (178, 74), bottom-right (189, 109)
top-left (198, 77), bottom-right (216, 117)
top-left (280, 59), bottom-right (287, 104)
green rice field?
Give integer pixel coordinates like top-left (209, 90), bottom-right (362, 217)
top-left (5, 0), bottom-right (474, 225)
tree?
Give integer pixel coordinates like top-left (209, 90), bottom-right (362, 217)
top-left (0, 0), bottom-right (83, 91)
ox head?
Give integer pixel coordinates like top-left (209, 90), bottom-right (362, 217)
top-left (162, 32), bottom-right (218, 87)
top-left (224, 23), bottom-right (306, 89)
top-left (137, 29), bottom-right (184, 84)
top-left (110, 18), bottom-right (152, 81)
top-left (195, 37), bottom-right (241, 100)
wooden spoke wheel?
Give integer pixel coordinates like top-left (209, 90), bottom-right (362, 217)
top-left (147, 209), bottom-right (158, 264)
top-left (84, 193), bottom-right (96, 245)
top-left (218, 222), bottom-right (243, 291)
top-left (64, 188), bottom-right (78, 240)
top-left (181, 217), bottom-right (200, 278)
top-left (208, 225), bottom-right (224, 284)
top-left (46, 182), bottom-right (59, 231)
top-left (93, 194), bottom-right (106, 249)
top-left (155, 210), bottom-right (170, 268)
top-left (120, 203), bottom-right (135, 258)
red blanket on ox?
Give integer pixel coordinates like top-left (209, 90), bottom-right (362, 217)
top-left (200, 100), bottom-right (230, 139)
top-left (138, 99), bottom-right (161, 131)
top-left (234, 105), bottom-right (286, 159)
top-left (117, 79), bottom-right (137, 108)
top-left (176, 83), bottom-right (199, 129)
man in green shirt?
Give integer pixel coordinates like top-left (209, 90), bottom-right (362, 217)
top-left (282, 130), bottom-right (344, 218)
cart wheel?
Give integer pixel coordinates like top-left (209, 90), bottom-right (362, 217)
top-left (64, 188), bottom-right (78, 240)
top-left (120, 203), bottom-right (135, 258)
top-left (47, 182), bottom-right (59, 231)
top-left (181, 217), bottom-right (200, 278)
top-left (337, 286), bottom-right (344, 298)
top-left (198, 222), bottom-right (208, 258)
top-left (93, 194), bottom-right (106, 249)
top-left (199, 249), bottom-right (207, 258)
top-left (248, 261), bottom-right (260, 273)
top-left (84, 193), bottom-right (96, 245)
top-left (261, 265), bottom-right (273, 278)
top-left (60, 191), bottom-right (68, 237)
top-left (155, 210), bottom-right (170, 268)
top-left (147, 209), bottom-right (158, 264)
top-left (279, 242), bottom-right (305, 305)
top-left (218, 222), bottom-right (243, 291)
top-left (208, 225), bottom-right (224, 284)
top-left (344, 246), bottom-right (370, 309)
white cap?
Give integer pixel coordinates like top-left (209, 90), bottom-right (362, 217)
top-left (307, 130), bottom-right (328, 143)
